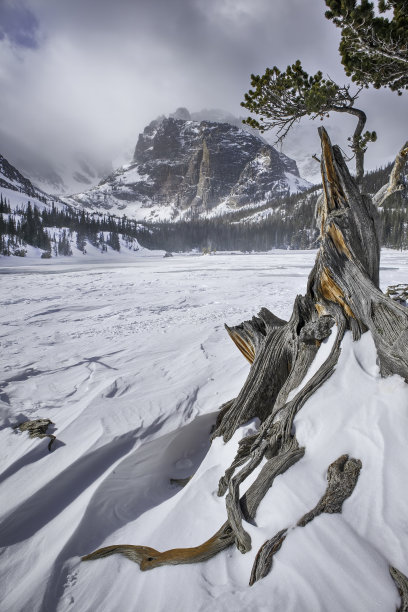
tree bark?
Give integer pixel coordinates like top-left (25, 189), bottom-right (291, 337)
top-left (331, 105), bottom-right (367, 184)
top-left (373, 141), bottom-right (408, 207)
top-left (249, 454), bottom-right (362, 586)
top-left (390, 566), bottom-right (408, 612)
top-left (82, 128), bottom-right (408, 595)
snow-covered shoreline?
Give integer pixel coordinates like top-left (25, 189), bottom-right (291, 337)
top-left (1, 250), bottom-right (408, 611)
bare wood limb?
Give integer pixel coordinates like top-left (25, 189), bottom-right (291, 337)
top-left (213, 295), bottom-right (319, 442)
top-left (390, 566), bottom-right (408, 612)
top-left (373, 141), bottom-right (408, 207)
top-left (297, 454), bottom-right (362, 526)
top-left (82, 522), bottom-right (235, 570)
top-left (249, 529), bottom-right (287, 586)
top-left (225, 308), bottom-right (287, 365)
top-left (250, 454), bottom-right (362, 585)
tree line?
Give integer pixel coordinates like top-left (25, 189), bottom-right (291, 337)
top-left (0, 197), bottom-right (128, 256)
top-left (0, 159), bottom-right (406, 256)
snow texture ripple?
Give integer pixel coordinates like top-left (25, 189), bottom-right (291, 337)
top-left (0, 250), bottom-right (408, 611)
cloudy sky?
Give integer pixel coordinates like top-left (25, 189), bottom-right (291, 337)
top-left (0, 0), bottom-right (406, 185)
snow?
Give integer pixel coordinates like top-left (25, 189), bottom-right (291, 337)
top-left (284, 171), bottom-right (313, 194)
top-left (65, 189), bottom-right (178, 223)
top-left (0, 171), bottom-right (22, 191)
top-left (65, 146), bottom-right (312, 222)
top-left (0, 186), bottom-right (65, 213)
top-left (0, 249), bottom-right (408, 611)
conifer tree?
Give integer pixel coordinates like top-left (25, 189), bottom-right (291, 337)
top-left (240, 1), bottom-right (408, 184)
top-left (241, 62), bottom-right (376, 184)
top-left (325, 0), bottom-right (408, 93)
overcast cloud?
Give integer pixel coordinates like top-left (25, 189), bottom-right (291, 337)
top-left (0, 0), bottom-right (406, 184)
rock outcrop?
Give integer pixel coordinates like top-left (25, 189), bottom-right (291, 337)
top-left (69, 111), bottom-right (311, 221)
top-left (0, 154), bottom-right (39, 197)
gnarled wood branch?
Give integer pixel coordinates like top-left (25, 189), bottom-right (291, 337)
top-left (373, 141), bottom-right (408, 207)
top-left (224, 308), bottom-right (283, 364)
top-left (249, 529), bottom-right (287, 586)
top-left (390, 566), bottom-right (408, 612)
top-left (250, 454), bottom-right (362, 585)
top-left (297, 454), bottom-right (362, 527)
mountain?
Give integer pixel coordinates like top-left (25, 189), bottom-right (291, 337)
top-left (2, 139), bottom-right (406, 258)
top-left (0, 128), bottom-right (113, 196)
top-left (0, 153), bottom-right (43, 199)
top-left (67, 110), bottom-right (311, 221)
top-left (22, 152), bottom-right (112, 196)
top-left (0, 152), bottom-right (150, 258)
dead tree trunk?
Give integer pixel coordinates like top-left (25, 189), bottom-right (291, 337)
top-left (82, 128), bottom-right (408, 600)
top-left (373, 141), bottom-right (408, 207)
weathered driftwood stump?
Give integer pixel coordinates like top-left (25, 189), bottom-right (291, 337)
top-left (83, 128), bottom-right (408, 605)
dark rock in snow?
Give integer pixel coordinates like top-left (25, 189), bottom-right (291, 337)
top-left (0, 154), bottom-right (38, 197)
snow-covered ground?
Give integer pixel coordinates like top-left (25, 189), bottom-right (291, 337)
top-left (1, 249), bottom-right (408, 612)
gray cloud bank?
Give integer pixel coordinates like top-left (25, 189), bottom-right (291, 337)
top-left (0, 0), bottom-right (406, 187)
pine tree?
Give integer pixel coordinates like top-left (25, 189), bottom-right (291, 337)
top-left (76, 230), bottom-right (87, 254)
top-left (241, 61), bottom-right (376, 183)
top-left (325, 0), bottom-right (408, 93)
top-left (58, 230), bottom-right (72, 256)
top-left (107, 230), bottom-right (120, 251)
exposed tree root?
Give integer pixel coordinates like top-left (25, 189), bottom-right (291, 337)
top-left (249, 529), bottom-right (287, 586)
top-left (82, 522), bottom-right (235, 570)
top-left (250, 454), bottom-right (362, 585)
top-left (390, 566), bottom-right (408, 612)
top-left (82, 129), bottom-right (408, 597)
top-left (297, 454), bottom-right (362, 525)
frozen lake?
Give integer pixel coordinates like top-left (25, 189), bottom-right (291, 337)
top-left (1, 249), bottom-right (408, 611)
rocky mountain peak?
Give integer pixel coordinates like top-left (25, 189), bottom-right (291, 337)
top-left (69, 110), bottom-right (311, 221)
top-left (170, 107), bottom-right (191, 121)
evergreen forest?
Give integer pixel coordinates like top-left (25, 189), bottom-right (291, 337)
top-left (0, 162), bottom-right (406, 257)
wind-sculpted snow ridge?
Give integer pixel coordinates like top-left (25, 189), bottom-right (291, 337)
top-left (0, 251), bottom-right (408, 611)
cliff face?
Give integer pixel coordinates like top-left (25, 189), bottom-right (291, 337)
top-left (69, 113), bottom-right (311, 221)
top-left (0, 154), bottom-right (39, 197)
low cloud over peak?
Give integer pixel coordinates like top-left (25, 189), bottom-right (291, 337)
top-left (0, 0), bottom-right (405, 185)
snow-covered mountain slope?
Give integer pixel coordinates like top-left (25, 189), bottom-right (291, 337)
top-left (67, 111), bottom-right (311, 221)
top-left (22, 152), bottom-right (112, 197)
top-left (0, 184), bottom-right (61, 216)
top-left (0, 155), bottom-right (164, 259)
top-left (0, 129), bottom-right (113, 196)
top-left (0, 153), bottom-right (71, 214)
top-left (0, 154), bottom-right (45, 200)
top-left (0, 250), bottom-right (408, 611)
